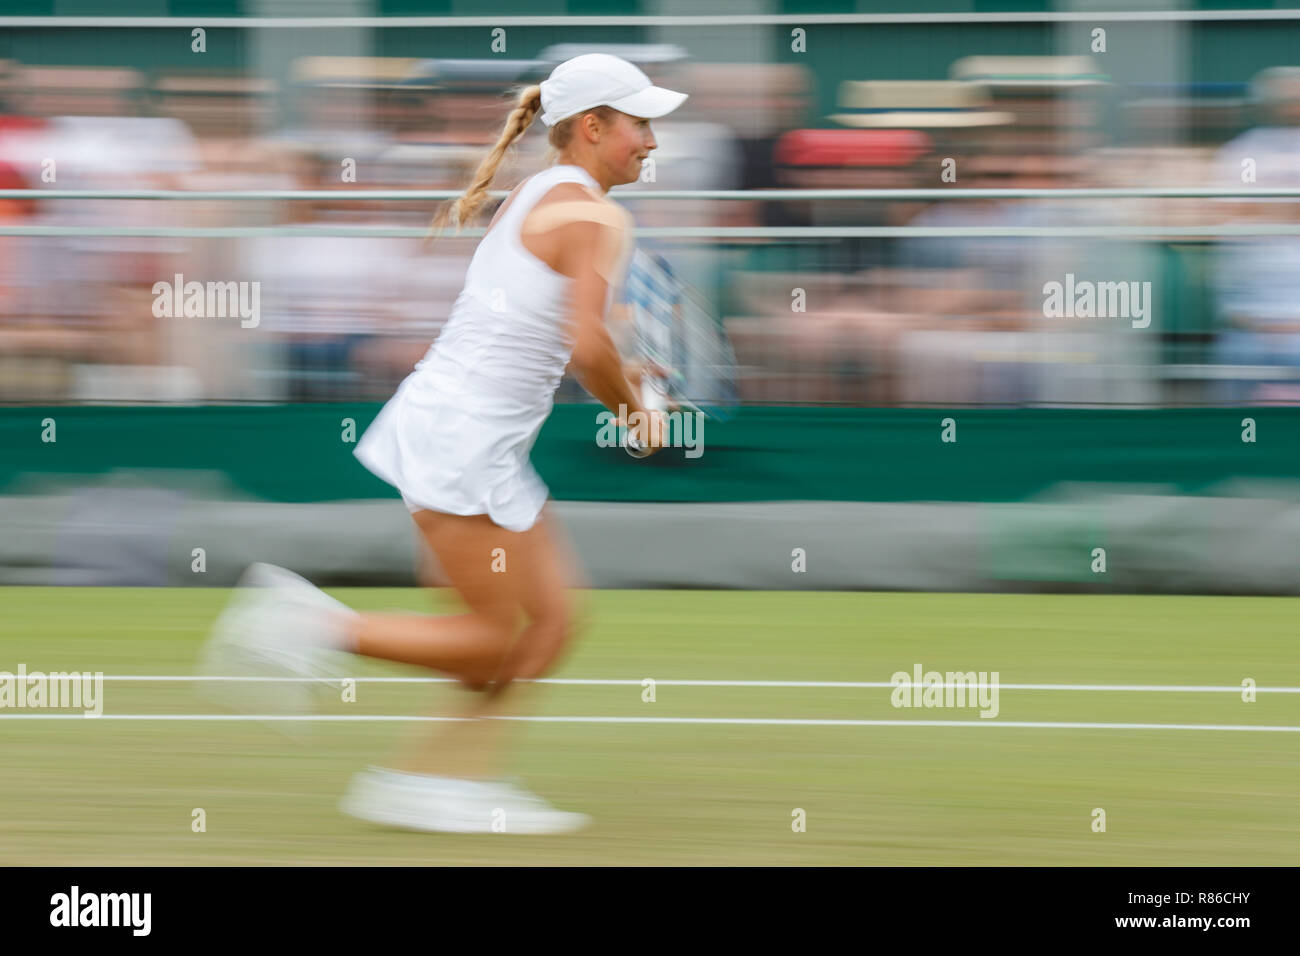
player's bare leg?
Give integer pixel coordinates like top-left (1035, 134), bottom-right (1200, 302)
top-left (380, 506), bottom-right (585, 783)
top-left (340, 507), bottom-right (589, 832)
top-left (347, 510), bottom-right (524, 684)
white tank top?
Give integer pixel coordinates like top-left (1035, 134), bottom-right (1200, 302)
top-left (353, 163), bottom-right (625, 532)
top-left (410, 163), bottom-right (615, 415)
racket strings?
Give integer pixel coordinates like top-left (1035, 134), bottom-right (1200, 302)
top-left (624, 247), bottom-right (738, 418)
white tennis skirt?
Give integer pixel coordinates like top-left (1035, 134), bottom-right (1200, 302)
top-left (354, 371), bottom-right (551, 534)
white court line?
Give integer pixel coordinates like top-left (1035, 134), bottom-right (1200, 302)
top-left (1, 714), bottom-right (1298, 732)
top-left (85, 676), bottom-right (1300, 693)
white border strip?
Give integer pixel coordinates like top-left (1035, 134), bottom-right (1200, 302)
top-left (2, 713), bottom-right (1297, 731)
top-left (2, 11), bottom-right (1299, 27)
top-left (82, 676), bottom-right (1300, 693)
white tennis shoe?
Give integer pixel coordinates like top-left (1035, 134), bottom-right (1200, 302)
top-left (340, 768), bottom-right (477, 833)
top-left (340, 768), bottom-right (591, 835)
top-left (199, 562), bottom-right (356, 718)
top-left (482, 777), bottom-right (592, 835)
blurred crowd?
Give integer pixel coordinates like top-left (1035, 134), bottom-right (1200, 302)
top-left (2, 46), bottom-right (1300, 407)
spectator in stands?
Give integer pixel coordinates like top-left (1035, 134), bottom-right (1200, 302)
top-left (1211, 67), bottom-right (1300, 404)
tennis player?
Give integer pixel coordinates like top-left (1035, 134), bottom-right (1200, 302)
top-left (202, 53), bottom-right (685, 835)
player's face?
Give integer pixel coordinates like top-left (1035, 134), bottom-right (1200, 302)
top-left (610, 111), bottom-right (657, 185)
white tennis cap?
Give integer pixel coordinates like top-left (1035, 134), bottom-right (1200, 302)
top-left (540, 53), bottom-right (688, 127)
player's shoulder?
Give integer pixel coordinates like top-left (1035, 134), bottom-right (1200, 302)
top-left (538, 180), bottom-right (600, 202)
top-left (527, 181), bottom-right (633, 237)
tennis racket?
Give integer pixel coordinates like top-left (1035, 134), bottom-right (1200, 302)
top-left (619, 246), bottom-right (739, 427)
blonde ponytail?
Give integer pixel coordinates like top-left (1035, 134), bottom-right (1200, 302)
top-left (426, 84), bottom-right (543, 247)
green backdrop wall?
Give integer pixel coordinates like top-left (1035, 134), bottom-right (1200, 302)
top-left (0, 404), bottom-right (1291, 504)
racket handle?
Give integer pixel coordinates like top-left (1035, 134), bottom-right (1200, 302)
top-left (624, 431), bottom-right (652, 458)
top-left (623, 383), bottom-right (667, 458)
top-left (641, 379), bottom-right (669, 412)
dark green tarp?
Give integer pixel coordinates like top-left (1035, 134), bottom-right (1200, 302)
top-left (0, 403), bottom-right (1290, 504)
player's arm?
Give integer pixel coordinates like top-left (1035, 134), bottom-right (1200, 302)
top-left (550, 209), bottom-right (666, 451)
top-left (563, 223), bottom-right (667, 454)
top-left (606, 299), bottom-right (655, 394)
top-left (520, 188), bottom-right (665, 451)
top-left (557, 220), bottom-right (642, 417)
